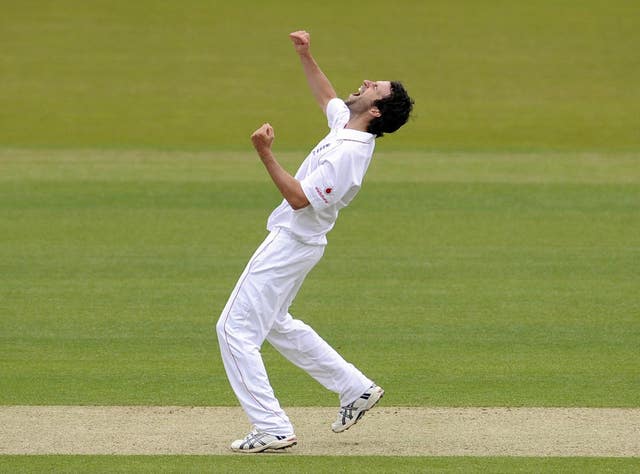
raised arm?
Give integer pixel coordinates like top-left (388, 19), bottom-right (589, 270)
top-left (251, 123), bottom-right (310, 210)
top-left (289, 30), bottom-right (337, 113)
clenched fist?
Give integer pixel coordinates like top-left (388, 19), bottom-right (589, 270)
top-left (289, 30), bottom-right (310, 55)
top-left (251, 123), bottom-right (275, 159)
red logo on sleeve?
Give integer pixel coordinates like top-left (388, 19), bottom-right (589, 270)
top-left (325, 188), bottom-right (332, 194)
top-left (314, 186), bottom-right (330, 204)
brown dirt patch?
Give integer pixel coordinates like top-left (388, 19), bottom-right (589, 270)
top-left (1, 406), bottom-right (638, 456)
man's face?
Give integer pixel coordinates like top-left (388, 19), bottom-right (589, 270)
top-left (345, 80), bottom-right (392, 111)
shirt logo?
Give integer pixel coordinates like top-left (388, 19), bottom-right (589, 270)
top-left (314, 186), bottom-right (330, 204)
top-left (325, 188), bottom-right (332, 194)
top-left (312, 143), bottom-right (331, 155)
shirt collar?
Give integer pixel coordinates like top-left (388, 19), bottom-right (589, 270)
top-left (336, 127), bottom-right (375, 143)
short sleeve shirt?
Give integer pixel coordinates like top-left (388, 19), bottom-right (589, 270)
top-left (266, 98), bottom-right (376, 245)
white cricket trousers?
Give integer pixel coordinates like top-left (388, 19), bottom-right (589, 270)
top-left (216, 228), bottom-right (373, 435)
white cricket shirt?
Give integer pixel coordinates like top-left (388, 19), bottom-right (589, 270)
top-left (266, 98), bottom-right (376, 245)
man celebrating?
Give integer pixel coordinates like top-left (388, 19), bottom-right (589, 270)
top-left (216, 30), bottom-right (414, 453)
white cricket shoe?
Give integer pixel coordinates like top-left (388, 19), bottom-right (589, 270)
top-left (230, 428), bottom-right (297, 453)
top-left (331, 384), bottom-right (385, 433)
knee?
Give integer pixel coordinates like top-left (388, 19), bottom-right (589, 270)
top-left (216, 315), bottom-right (240, 353)
top-left (215, 315), bottom-right (227, 341)
top-left (217, 311), bottom-right (250, 344)
top-left (273, 317), bottom-right (310, 335)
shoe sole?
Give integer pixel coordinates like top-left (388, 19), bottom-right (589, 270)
top-left (332, 386), bottom-right (385, 433)
top-left (231, 438), bottom-right (297, 453)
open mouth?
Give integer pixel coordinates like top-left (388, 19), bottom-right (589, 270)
top-left (351, 85), bottom-right (365, 97)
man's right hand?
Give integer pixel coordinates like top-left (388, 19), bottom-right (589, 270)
top-left (289, 30), bottom-right (310, 56)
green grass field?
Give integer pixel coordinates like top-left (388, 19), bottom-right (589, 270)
top-left (1, 0), bottom-right (638, 152)
top-left (1, 0), bottom-right (639, 471)
top-left (1, 150), bottom-right (639, 409)
top-left (1, 455), bottom-right (640, 474)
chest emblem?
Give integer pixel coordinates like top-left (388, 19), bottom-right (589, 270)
top-left (312, 143), bottom-right (331, 155)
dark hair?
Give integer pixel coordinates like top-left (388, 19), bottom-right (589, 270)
top-left (367, 81), bottom-right (414, 138)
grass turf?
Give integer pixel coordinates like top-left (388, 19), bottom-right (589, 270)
top-left (1, 456), bottom-right (639, 473)
top-left (1, 150), bottom-right (638, 407)
top-left (1, 0), bottom-right (638, 152)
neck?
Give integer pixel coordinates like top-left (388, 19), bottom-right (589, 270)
top-left (345, 112), bottom-right (371, 133)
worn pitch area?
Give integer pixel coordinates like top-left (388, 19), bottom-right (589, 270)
top-left (1, 406), bottom-right (639, 456)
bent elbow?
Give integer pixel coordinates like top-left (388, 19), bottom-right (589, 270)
top-left (289, 200), bottom-right (308, 211)
top-left (285, 181), bottom-right (310, 210)
top-left (288, 195), bottom-right (310, 210)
